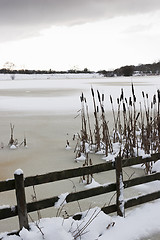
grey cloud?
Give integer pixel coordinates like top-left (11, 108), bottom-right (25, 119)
top-left (0, 0), bottom-right (160, 42)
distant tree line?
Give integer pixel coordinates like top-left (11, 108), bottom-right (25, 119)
top-left (0, 61), bottom-right (160, 77)
top-left (98, 61), bottom-right (160, 77)
top-left (0, 67), bottom-right (93, 75)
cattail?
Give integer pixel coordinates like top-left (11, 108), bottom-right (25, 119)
top-left (131, 83), bottom-right (135, 96)
top-left (120, 88), bottom-right (124, 101)
top-left (153, 94), bottom-right (156, 104)
top-left (123, 103), bottom-right (126, 113)
top-left (89, 158), bottom-right (92, 165)
top-left (97, 90), bottom-right (101, 102)
top-left (125, 98), bottom-right (127, 104)
top-left (97, 106), bottom-right (99, 112)
top-left (129, 97), bottom-right (132, 106)
top-left (117, 98), bottom-right (119, 105)
top-left (136, 112), bottom-right (140, 121)
top-left (158, 89), bottom-right (160, 102)
top-left (110, 95), bottom-right (113, 104)
top-left (142, 91), bottom-right (145, 98)
top-left (157, 90), bottom-right (160, 116)
top-left (132, 83), bottom-right (136, 103)
top-left (91, 87), bottom-right (94, 97)
top-left (102, 93), bottom-right (104, 102)
top-left (80, 92), bottom-right (84, 102)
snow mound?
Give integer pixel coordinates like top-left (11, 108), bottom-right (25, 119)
top-left (75, 153), bottom-right (86, 162)
top-left (10, 144), bottom-right (17, 150)
top-left (1, 201), bottom-right (160, 240)
top-left (85, 178), bottom-right (101, 189)
top-left (152, 160), bottom-right (160, 172)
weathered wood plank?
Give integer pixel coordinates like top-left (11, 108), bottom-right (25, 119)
top-left (125, 191), bottom-right (160, 209)
top-left (0, 179), bottom-right (15, 192)
top-left (101, 204), bottom-right (117, 214)
top-left (124, 172), bottom-right (160, 189)
top-left (24, 162), bottom-right (115, 188)
top-left (122, 152), bottom-right (160, 168)
top-left (0, 206), bottom-right (17, 220)
top-left (27, 196), bottom-right (59, 213)
top-left (66, 183), bottom-right (117, 202)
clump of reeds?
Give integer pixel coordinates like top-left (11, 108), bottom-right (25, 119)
top-left (75, 84), bottom-right (160, 174)
top-left (0, 123), bottom-right (28, 150)
top-left (75, 89), bottom-right (114, 162)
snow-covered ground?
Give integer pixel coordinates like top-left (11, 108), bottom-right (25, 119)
top-left (1, 199), bottom-right (160, 240)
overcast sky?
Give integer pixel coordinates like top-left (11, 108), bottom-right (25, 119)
top-left (0, 0), bottom-right (160, 71)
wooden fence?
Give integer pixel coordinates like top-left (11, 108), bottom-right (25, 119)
top-left (1, 153), bottom-right (160, 232)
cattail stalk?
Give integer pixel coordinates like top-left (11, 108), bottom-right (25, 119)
top-left (91, 88), bottom-right (100, 151)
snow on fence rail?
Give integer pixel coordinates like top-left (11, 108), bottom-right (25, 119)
top-left (1, 153), bottom-right (160, 232)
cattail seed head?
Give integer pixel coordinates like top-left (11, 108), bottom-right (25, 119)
top-left (153, 94), bottom-right (156, 104)
top-left (123, 103), bottom-right (126, 113)
top-left (157, 89), bottom-right (160, 102)
top-left (120, 88), bottom-right (124, 101)
top-left (91, 88), bottom-right (94, 97)
top-left (97, 90), bottom-right (101, 102)
top-left (110, 95), bottom-right (113, 104)
top-left (129, 97), bottom-right (132, 106)
top-left (136, 112), bottom-right (140, 121)
top-left (132, 83), bottom-right (135, 96)
top-left (97, 106), bottom-right (99, 112)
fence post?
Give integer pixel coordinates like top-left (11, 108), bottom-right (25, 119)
top-left (115, 156), bottom-right (125, 217)
top-left (14, 169), bottom-right (29, 230)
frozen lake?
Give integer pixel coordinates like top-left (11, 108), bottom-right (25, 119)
top-left (0, 73), bottom-right (160, 236)
top-left (0, 73), bottom-right (159, 113)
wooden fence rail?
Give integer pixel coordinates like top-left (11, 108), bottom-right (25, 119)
top-left (1, 152), bottom-right (160, 232)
